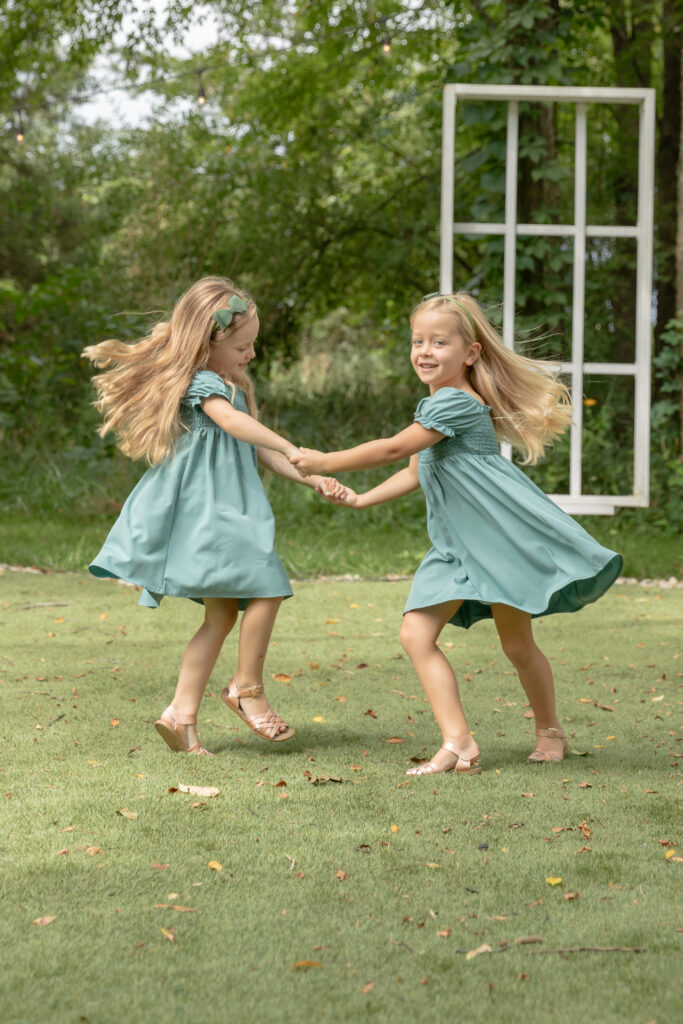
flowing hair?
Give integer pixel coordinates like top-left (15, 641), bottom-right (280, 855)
top-left (82, 277), bottom-right (258, 465)
top-left (411, 293), bottom-right (572, 465)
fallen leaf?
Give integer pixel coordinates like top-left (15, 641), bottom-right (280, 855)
top-left (521, 792), bottom-right (535, 798)
top-left (390, 825), bottom-right (400, 833)
top-left (382, 737), bottom-right (404, 744)
top-left (515, 935), bottom-right (543, 945)
top-left (546, 877), bottom-right (562, 886)
top-left (117, 808), bottom-right (138, 820)
top-left (437, 928), bottom-right (452, 938)
top-left (308, 775), bottom-right (343, 785)
top-left (665, 849), bottom-right (676, 860)
top-left (312, 716), bottom-right (325, 723)
top-left (272, 673), bottom-right (292, 682)
top-left (275, 780), bottom-right (287, 787)
top-left (577, 782), bottom-right (592, 789)
top-left (466, 943), bottom-right (492, 960)
top-left (85, 846), bottom-right (105, 856)
top-left (207, 861), bottom-right (222, 871)
top-left (292, 961), bottom-right (321, 969)
top-left (364, 709), bottom-right (377, 718)
top-left (110, 719), bottom-right (120, 728)
top-left (336, 870), bottom-right (347, 881)
top-left (564, 892), bottom-right (581, 900)
top-left (32, 916), bottom-right (56, 926)
top-left (324, 618), bottom-right (341, 624)
top-left (594, 703), bottom-right (615, 712)
top-left (336, 695), bottom-right (347, 702)
top-left (361, 982), bottom-right (374, 993)
top-left (60, 826), bottom-right (75, 832)
top-left (161, 927), bottom-right (176, 942)
top-left (425, 862), bottom-right (441, 869)
top-left (523, 709), bottom-right (535, 718)
top-left (151, 863), bottom-right (169, 870)
top-left (177, 784), bottom-right (220, 798)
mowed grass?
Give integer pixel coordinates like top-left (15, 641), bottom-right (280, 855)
top-left (1, 571), bottom-right (681, 1024)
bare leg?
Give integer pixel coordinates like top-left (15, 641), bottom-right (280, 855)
top-left (399, 602), bottom-right (480, 773)
top-left (491, 604), bottom-right (565, 760)
top-left (233, 597), bottom-right (289, 734)
top-left (169, 598), bottom-right (239, 748)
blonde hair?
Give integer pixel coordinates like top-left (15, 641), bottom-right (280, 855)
top-left (83, 277), bottom-right (258, 465)
top-left (411, 293), bottom-right (572, 465)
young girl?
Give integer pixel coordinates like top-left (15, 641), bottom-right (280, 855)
top-left (291, 293), bottom-right (622, 775)
top-left (84, 276), bottom-right (343, 756)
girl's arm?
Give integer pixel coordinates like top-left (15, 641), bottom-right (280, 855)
top-left (290, 422), bottom-right (443, 476)
top-left (202, 396), bottom-right (298, 459)
top-left (257, 447), bottom-right (346, 497)
top-left (331, 457), bottom-right (421, 509)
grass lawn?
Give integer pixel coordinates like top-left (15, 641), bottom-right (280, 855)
top-left (1, 570), bottom-right (681, 1023)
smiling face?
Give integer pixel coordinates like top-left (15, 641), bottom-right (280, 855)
top-left (410, 307), bottom-right (481, 394)
top-left (206, 311), bottom-right (260, 378)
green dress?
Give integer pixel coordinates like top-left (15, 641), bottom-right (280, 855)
top-left (404, 387), bottom-right (622, 629)
top-left (90, 370), bottom-right (293, 608)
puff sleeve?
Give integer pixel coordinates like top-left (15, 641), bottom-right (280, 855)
top-left (414, 387), bottom-right (489, 437)
top-left (183, 371), bottom-right (234, 410)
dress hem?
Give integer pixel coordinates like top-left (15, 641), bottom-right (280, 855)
top-left (89, 564), bottom-right (293, 608)
top-left (403, 553), bottom-right (623, 629)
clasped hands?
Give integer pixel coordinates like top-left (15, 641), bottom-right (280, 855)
top-left (291, 448), bottom-right (357, 507)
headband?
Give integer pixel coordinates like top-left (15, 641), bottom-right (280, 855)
top-left (421, 292), bottom-right (477, 336)
top-left (211, 295), bottom-right (249, 332)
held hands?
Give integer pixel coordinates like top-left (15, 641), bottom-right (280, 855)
top-left (315, 477), bottom-right (360, 508)
top-left (290, 447), bottom-right (327, 477)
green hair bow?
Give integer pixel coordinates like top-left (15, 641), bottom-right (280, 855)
top-left (211, 295), bottom-right (249, 332)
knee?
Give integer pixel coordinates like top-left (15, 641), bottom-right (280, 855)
top-left (499, 632), bottom-right (534, 668)
top-left (400, 615), bottom-right (427, 656)
top-left (205, 603), bottom-right (238, 639)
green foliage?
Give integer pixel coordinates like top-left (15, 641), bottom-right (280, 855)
top-left (0, 0), bottom-right (680, 542)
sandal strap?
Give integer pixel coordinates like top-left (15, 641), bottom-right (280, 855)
top-left (536, 727), bottom-right (565, 740)
top-left (164, 704), bottom-right (197, 727)
top-left (234, 681), bottom-right (264, 699)
top-left (248, 708), bottom-right (287, 738)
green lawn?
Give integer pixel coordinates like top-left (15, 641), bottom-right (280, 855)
top-left (1, 570), bottom-right (680, 1023)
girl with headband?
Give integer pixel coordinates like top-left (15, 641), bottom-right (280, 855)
top-left (84, 276), bottom-right (345, 755)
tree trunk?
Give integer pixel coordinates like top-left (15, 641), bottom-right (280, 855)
top-left (656, 0), bottom-right (682, 370)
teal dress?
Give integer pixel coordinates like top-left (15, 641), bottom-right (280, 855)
top-left (90, 370), bottom-right (293, 608)
top-left (404, 387), bottom-right (622, 629)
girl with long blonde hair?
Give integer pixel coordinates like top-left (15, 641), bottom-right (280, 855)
top-left (291, 293), bottom-right (622, 774)
top-left (84, 276), bottom-right (343, 755)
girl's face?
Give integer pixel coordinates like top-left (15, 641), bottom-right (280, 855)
top-left (410, 307), bottom-right (481, 394)
top-left (207, 312), bottom-right (260, 377)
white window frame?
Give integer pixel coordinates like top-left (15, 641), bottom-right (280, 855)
top-left (440, 84), bottom-right (656, 515)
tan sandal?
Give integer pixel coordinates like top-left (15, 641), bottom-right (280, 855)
top-left (527, 726), bottom-right (567, 763)
top-left (220, 678), bottom-right (294, 742)
top-left (406, 740), bottom-right (481, 776)
top-left (154, 704), bottom-right (213, 756)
